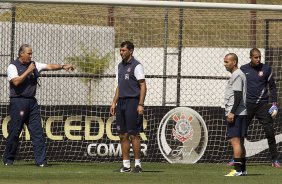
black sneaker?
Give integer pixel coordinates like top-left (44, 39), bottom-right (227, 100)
top-left (132, 165), bottom-right (142, 173)
top-left (120, 166), bottom-right (131, 173)
top-left (37, 163), bottom-right (49, 167)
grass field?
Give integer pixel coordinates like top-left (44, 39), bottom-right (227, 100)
top-left (0, 161), bottom-right (281, 184)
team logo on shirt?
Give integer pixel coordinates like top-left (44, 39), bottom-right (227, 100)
top-left (157, 107), bottom-right (208, 163)
top-left (127, 67), bottom-right (131, 72)
top-left (125, 74), bottom-right (129, 80)
top-left (258, 71), bottom-right (263, 77)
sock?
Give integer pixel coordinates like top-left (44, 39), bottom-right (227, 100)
top-left (123, 160), bottom-right (130, 168)
top-left (135, 159), bottom-right (141, 167)
top-left (241, 158), bottom-right (246, 172)
top-left (234, 158), bottom-right (242, 172)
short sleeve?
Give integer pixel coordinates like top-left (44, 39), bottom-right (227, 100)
top-left (7, 64), bottom-right (18, 81)
top-left (232, 76), bottom-right (243, 92)
top-left (35, 62), bottom-right (47, 72)
top-left (134, 64), bottom-right (145, 80)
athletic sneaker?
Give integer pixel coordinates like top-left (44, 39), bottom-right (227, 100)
top-left (4, 162), bottom-right (13, 166)
top-left (37, 163), bottom-right (49, 167)
top-left (132, 165), bottom-right (142, 173)
top-left (120, 166), bottom-right (131, 173)
top-left (227, 159), bottom-right (235, 166)
top-left (225, 169), bottom-right (242, 176)
top-left (272, 160), bottom-right (281, 168)
top-left (241, 171), bottom-right (248, 176)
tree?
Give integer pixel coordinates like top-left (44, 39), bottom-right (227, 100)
top-left (65, 45), bottom-right (111, 104)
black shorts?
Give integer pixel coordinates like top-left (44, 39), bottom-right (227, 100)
top-left (226, 115), bottom-right (247, 139)
top-left (115, 98), bottom-right (143, 135)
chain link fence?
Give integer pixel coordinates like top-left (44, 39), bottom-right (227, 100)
top-left (0, 1), bottom-right (282, 163)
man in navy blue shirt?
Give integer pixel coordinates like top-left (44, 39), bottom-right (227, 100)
top-left (110, 41), bottom-right (147, 173)
top-left (240, 48), bottom-right (280, 168)
top-left (3, 44), bottom-right (74, 167)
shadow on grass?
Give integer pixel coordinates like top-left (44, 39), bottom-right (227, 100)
top-left (142, 170), bottom-right (165, 173)
top-left (244, 174), bottom-right (264, 176)
top-left (112, 169), bottom-right (164, 173)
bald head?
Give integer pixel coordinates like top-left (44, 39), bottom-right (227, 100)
top-left (224, 53), bottom-right (238, 66)
top-left (224, 53), bottom-right (238, 73)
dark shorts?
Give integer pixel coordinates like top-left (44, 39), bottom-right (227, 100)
top-left (115, 98), bottom-right (143, 135)
top-left (226, 115), bottom-right (247, 139)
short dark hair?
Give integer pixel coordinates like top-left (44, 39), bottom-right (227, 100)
top-left (18, 44), bottom-right (31, 57)
top-left (250, 48), bottom-right (261, 57)
top-left (225, 53), bottom-right (238, 65)
top-left (120, 41), bottom-right (134, 50)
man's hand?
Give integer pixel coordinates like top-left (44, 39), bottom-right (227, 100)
top-left (110, 103), bottom-right (116, 116)
top-left (269, 104), bottom-right (278, 119)
top-left (62, 64), bottom-right (74, 71)
top-left (27, 61), bottom-right (36, 73)
top-left (226, 112), bottom-right (235, 123)
top-left (137, 104), bottom-right (144, 115)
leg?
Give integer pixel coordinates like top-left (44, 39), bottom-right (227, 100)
top-left (240, 138), bottom-right (247, 173)
top-left (3, 98), bottom-right (27, 164)
top-left (125, 98), bottom-right (142, 173)
top-left (227, 107), bottom-right (253, 167)
top-left (119, 133), bottom-right (130, 161)
top-left (115, 99), bottom-right (131, 170)
top-left (255, 103), bottom-right (278, 161)
top-left (225, 115), bottom-right (247, 176)
top-left (229, 137), bottom-right (242, 172)
top-left (119, 133), bottom-right (131, 171)
top-left (27, 99), bottom-right (47, 165)
top-left (240, 116), bottom-right (247, 173)
top-left (130, 134), bottom-right (141, 160)
top-left (230, 138), bottom-right (242, 158)
top-left (130, 134), bottom-right (142, 172)
top-left (246, 103), bottom-right (257, 127)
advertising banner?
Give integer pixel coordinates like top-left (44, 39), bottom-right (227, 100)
top-left (0, 105), bottom-right (281, 163)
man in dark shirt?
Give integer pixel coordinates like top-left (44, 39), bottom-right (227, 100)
top-left (240, 48), bottom-right (280, 168)
top-left (110, 41), bottom-right (147, 173)
top-left (3, 44), bottom-right (74, 167)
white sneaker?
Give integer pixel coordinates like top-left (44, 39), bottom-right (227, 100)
top-left (119, 166), bottom-right (131, 173)
top-left (225, 169), bottom-right (242, 176)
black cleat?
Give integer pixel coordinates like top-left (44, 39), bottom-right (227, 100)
top-left (132, 165), bottom-right (142, 173)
